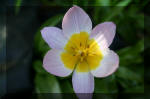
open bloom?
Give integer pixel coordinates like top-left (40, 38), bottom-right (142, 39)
top-left (41, 6), bottom-right (119, 94)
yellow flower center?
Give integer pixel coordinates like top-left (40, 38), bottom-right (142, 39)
top-left (61, 32), bottom-right (103, 72)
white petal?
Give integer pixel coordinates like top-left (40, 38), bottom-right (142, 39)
top-left (41, 27), bottom-right (67, 49)
top-left (90, 22), bottom-right (116, 49)
top-left (62, 5), bottom-right (92, 38)
top-left (72, 70), bottom-right (94, 93)
top-left (91, 49), bottom-right (119, 77)
top-left (43, 49), bottom-right (72, 77)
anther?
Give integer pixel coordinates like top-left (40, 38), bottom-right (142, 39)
top-left (87, 45), bottom-right (90, 48)
top-left (71, 47), bottom-right (75, 49)
top-left (81, 52), bottom-right (84, 56)
top-left (80, 42), bottom-right (82, 46)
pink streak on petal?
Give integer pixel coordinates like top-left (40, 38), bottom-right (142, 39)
top-left (90, 22), bottom-right (116, 49)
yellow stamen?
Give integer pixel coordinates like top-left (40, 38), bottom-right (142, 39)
top-left (61, 32), bottom-right (103, 72)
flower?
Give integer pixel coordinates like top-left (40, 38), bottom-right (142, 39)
top-left (41, 5), bottom-right (119, 95)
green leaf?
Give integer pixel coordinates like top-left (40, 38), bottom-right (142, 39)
top-left (117, 39), bottom-right (144, 66)
top-left (96, 0), bottom-right (110, 6)
top-left (95, 78), bottom-right (108, 93)
top-left (60, 80), bottom-right (74, 93)
top-left (115, 66), bottom-right (144, 93)
top-left (116, 0), bottom-right (131, 6)
top-left (115, 66), bottom-right (142, 82)
top-left (145, 37), bottom-right (150, 50)
top-left (33, 60), bottom-right (48, 74)
top-left (35, 73), bottom-right (61, 93)
top-left (124, 85), bottom-right (144, 93)
top-left (73, 0), bottom-right (78, 5)
top-left (39, 14), bottom-right (63, 29)
top-left (94, 75), bottom-right (118, 93)
top-left (103, 6), bottom-right (126, 21)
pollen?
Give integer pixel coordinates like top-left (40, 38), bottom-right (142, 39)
top-left (61, 32), bottom-right (103, 72)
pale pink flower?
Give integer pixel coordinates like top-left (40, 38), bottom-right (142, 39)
top-left (41, 5), bottom-right (119, 95)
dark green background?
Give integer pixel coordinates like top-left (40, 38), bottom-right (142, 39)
top-left (1, 0), bottom-right (149, 98)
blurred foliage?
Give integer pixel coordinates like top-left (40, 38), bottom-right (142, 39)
top-left (15, 0), bottom-right (22, 14)
top-left (32, 0), bottom-right (146, 97)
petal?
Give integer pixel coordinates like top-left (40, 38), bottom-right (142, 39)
top-left (43, 49), bottom-right (73, 77)
top-left (41, 27), bottom-right (67, 49)
top-left (90, 22), bottom-right (116, 49)
top-left (72, 70), bottom-right (94, 93)
top-left (62, 5), bottom-right (92, 38)
top-left (91, 49), bottom-right (119, 78)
